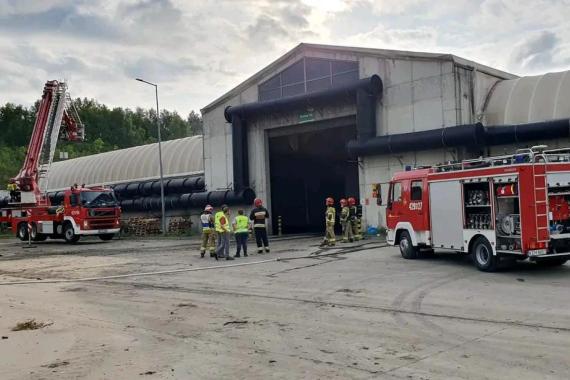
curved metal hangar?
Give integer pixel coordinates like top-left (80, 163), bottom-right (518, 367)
top-left (202, 43), bottom-right (570, 233)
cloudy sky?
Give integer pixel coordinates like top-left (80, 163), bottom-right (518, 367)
top-left (1, 0), bottom-right (569, 115)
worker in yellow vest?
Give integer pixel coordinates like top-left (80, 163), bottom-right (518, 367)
top-left (232, 209), bottom-right (249, 258)
top-left (320, 197), bottom-right (336, 247)
top-left (7, 179), bottom-right (18, 202)
top-left (199, 205), bottom-right (216, 258)
top-left (215, 205), bottom-right (233, 260)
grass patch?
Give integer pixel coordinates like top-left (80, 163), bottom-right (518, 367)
top-left (11, 319), bottom-right (52, 331)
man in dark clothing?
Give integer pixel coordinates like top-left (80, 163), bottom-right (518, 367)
top-left (249, 198), bottom-right (270, 253)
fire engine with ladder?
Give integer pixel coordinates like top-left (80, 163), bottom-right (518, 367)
top-left (0, 80), bottom-right (121, 243)
top-left (386, 146), bottom-right (570, 271)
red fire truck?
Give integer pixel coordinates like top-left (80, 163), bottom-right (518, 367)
top-left (0, 80), bottom-right (121, 243)
top-left (386, 146), bottom-right (570, 271)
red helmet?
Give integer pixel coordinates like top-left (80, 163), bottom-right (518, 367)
top-left (326, 197), bottom-right (334, 206)
top-left (254, 198), bottom-right (263, 207)
top-left (348, 197), bottom-right (356, 206)
top-left (204, 205), bottom-right (213, 212)
top-left (340, 198), bottom-right (347, 207)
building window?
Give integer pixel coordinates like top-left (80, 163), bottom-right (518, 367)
top-left (258, 57), bottom-right (359, 101)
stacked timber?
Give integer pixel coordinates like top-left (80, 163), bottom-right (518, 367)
top-left (127, 217), bottom-right (161, 236)
top-left (168, 218), bottom-right (192, 235)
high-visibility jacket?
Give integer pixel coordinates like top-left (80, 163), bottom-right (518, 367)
top-left (234, 215), bottom-right (249, 233)
top-left (326, 206), bottom-right (336, 226)
top-left (7, 183), bottom-right (17, 192)
top-left (215, 211), bottom-right (230, 233)
top-left (200, 212), bottom-right (214, 231)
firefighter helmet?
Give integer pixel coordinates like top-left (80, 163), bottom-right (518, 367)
top-left (340, 198), bottom-right (347, 206)
top-left (204, 205), bottom-right (213, 212)
top-left (348, 197), bottom-right (356, 206)
top-left (254, 198), bottom-right (263, 207)
top-left (326, 197), bottom-right (334, 206)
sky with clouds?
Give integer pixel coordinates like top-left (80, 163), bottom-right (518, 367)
top-left (1, 0), bottom-right (569, 115)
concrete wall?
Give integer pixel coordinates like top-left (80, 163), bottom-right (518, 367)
top-left (202, 48), bottom-right (511, 232)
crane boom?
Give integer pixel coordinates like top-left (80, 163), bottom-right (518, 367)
top-left (13, 80), bottom-right (84, 204)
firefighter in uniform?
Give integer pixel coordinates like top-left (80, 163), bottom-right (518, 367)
top-left (250, 198), bottom-right (270, 253)
top-left (199, 205), bottom-right (216, 258)
top-left (339, 198), bottom-right (353, 243)
top-left (320, 197), bottom-right (336, 247)
top-left (348, 197), bottom-right (362, 241)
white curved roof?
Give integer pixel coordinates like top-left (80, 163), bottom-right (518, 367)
top-left (484, 70), bottom-right (570, 125)
top-left (47, 135), bottom-right (204, 190)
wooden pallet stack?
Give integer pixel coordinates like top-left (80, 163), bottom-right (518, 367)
top-left (168, 217), bottom-right (192, 235)
top-left (127, 217), bottom-right (161, 236)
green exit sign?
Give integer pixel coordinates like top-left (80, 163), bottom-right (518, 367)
top-left (299, 111), bottom-right (314, 123)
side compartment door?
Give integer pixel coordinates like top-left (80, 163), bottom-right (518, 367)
top-left (429, 181), bottom-right (464, 250)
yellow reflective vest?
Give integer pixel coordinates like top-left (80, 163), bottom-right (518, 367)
top-left (215, 211), bottom-right (230, 233)
top-left (234, 215), bottom-right (249, 233)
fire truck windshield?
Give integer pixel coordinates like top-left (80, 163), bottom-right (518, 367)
top-left (80, 191), bottom-right (117, 208)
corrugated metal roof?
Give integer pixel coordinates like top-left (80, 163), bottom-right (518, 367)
top-left (46, 135), bottom-right (204, 190)
top-left (201, 42), bottom-right (517, 113)
top-left (483, 70), bottom-right (570, 125)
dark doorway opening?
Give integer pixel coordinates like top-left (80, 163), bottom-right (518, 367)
top-left (269, 124), bottom-right (358, 234)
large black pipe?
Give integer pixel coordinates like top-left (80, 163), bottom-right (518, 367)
top-left (224, 75), bottom-right (383, 191)
top-left (348, 119), bottom-right (570, 157)
top-left (348, 123), bottom-right (485, 156)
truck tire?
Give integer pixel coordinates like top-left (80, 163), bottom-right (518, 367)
top-left (471, 236), bottom-right (498, 272)
top-left (30, 223), bottom-right (47, 242)
top-left (17, 222), bottom-right (29, 241)
top-left (98, 234), bottom-right (114, 241)
top-left (63, 223), bottom-right (80, 244)
top-left (399, 231), bottom-right (418, 259)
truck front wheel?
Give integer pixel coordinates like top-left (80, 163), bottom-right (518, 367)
top-left (471, 236), bottom-right (497, 272)
top-left (17, 223), bottom-right (28, 241)
top-left (63, 223), bottom-right (80, 244)
top-left (399, 231), bottom-right (418, 259)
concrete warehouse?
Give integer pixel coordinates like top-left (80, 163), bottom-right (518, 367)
top-left (47, 43), bottom-right (570, 233)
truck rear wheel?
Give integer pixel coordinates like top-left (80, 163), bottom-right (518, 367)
top-left (30, 223), bottom-right (47, 242)
top-left (17, 223), bottom-right (29, 241)
top-left (472, 236), bottom-right (497, 272)
top-left (63, 223), bottom-right (80, 244)
top-left (399, 231), bottom-right (418, 259)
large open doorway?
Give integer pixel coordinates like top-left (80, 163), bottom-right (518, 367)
top-left (269, 122), bottom-right (358, 234)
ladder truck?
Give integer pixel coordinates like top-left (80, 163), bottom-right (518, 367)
top-left (385, 146), bottom-right (570, 271)
top-left (0, 80), bottom-right (121, 243)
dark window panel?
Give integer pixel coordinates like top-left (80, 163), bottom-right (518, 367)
top-left (259, 74), bottom-right (281, 92)
top-left (282, 83), bottom-right (305, 97)
top-left (307, 77), bottom-right (332, 93)
top-left (332, 60), bottom-right (358, 74)
top-left (306, 57), bottom-right (331, 80)
top-left (259, 88), bottom-right (282, 101)
top-left (332, 71), bottom-right (359, 87)
top-left (281, 60), bottom-right (304, 86)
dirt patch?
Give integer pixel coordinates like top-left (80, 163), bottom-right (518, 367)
top-left (176, 303), bottom-right (197, 308)
top-left (43, 360), bottom-right (70, 369)
top-left (11, 319), bottom-right (53, 331)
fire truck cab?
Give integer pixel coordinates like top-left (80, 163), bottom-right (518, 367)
top-left (386, 147), bottom-right (570, 271)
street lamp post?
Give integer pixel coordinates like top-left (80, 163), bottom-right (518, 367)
top-left (136, 78), bottom-right (167, 235)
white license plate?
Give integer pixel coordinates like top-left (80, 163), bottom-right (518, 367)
top-left (98, 229), bottom-right (110, 233)
top-left (528, 249), bottom-right (547, 257)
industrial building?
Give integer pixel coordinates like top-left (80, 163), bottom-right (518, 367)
top-left (43, 43), bottom-right (570, 234)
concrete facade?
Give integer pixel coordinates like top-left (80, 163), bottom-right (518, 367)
top-left (201, 44), bottom-right (519, 231)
